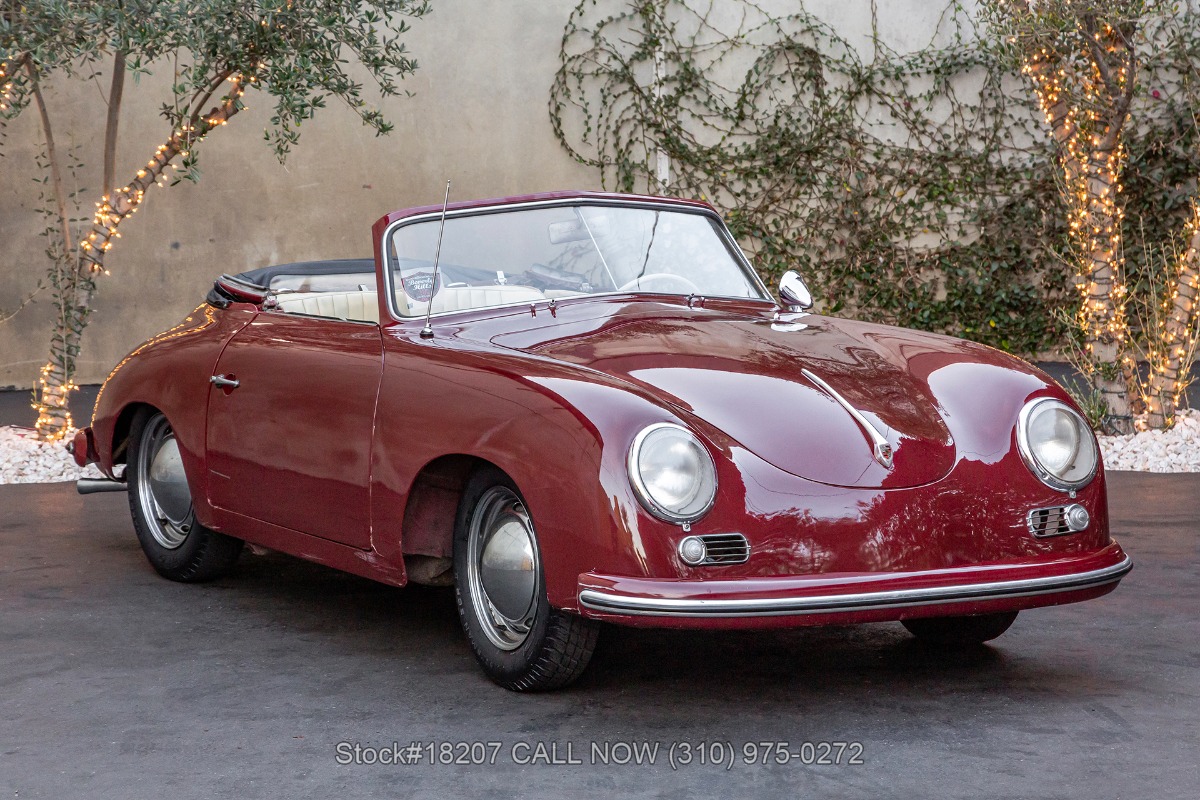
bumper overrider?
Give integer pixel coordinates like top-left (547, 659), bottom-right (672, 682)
top-left (577, 542), bottom-right (1130, 626)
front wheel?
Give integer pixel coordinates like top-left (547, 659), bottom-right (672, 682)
top-left (453, 467), bottom-right (599, 691)
top-left (127, 409), bottom-right (243, 582)
top-left (902, 611), bottom-right (1018, 645)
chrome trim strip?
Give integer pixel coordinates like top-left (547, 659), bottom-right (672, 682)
top-left (260, 307), bottom-right (380, 327)
top-left (378, 197), bottom-right (774, 324)
top-left (801, 368), bottom-right (894, 468)
top-left (578, 555), bottom-right (1132, 618)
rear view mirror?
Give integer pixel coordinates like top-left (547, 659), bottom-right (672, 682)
top-left (548, 214), bottom-right (609, 244)
top-left (779, 270), bottom-right (814, 310)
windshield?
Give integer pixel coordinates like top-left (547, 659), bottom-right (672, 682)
top-left (387, 203), bottom-right (768, 317)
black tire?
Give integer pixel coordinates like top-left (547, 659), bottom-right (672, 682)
top-left (127, 408), bottom-right (242, 582)
top-left (453, 466), bottom-right (599, 691)
top-left (902, 611), bottom-right (1018, 645)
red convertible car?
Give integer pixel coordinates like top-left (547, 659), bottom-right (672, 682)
top-left (73, 191), bottom-right (1130, 690)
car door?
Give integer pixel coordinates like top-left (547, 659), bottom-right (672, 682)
top-left (205, 311), bottom-right (383, 549)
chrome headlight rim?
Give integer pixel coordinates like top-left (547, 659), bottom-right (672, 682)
top-left (1016, 397), bottom-right (1099, 492)
top-left (628, 422), bottom-right (718, 524)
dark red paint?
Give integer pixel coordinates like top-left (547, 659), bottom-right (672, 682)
top-left (80, 192), bottom-right (1127, 629)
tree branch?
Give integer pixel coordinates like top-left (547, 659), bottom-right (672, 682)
top-left (102, 51), bottom-right (126, 199)
top-left (0, 284), bottom-right (44, 325)
top-left (1098, 38), bottom-right (1137, 154)
top-left (1081, 14), bottom-right (1121, 100)
top-left (188, 69), bottom-right (235, 121)
top-left (24, 60), bottom-right (73, 260)
top-left (81, 85), bottom-right (247, 269)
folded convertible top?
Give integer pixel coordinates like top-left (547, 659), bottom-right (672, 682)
top-left (234, 258), bottom-right (374, 288)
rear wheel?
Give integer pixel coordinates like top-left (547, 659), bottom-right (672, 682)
top-left (127, 409), bottom-right (242, 582)
top-left (453, 466), bottom-right (599, 691)
top-left (902, 611), bottom-right (1018, 645)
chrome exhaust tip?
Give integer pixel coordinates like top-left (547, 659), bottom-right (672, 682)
top-left (76, 477), bottom-right (128, 495)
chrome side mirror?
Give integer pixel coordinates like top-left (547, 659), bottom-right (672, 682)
top-left (778, 270), bottom-right (813, 310)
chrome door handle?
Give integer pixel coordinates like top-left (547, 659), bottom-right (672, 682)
top-left (210, 374), bottom-right (240, 389)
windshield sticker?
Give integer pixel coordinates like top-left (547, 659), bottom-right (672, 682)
top-left (401, 270), bottom-right (441, 303)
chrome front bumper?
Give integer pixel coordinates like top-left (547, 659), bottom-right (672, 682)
top-left (578, 553), bottom-right (1132, 618)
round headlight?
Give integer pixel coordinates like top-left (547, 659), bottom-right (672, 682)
top-left (628, 423), bottom-right (718, 523)
top-left (1016, 398), bottom-right (1099, 491)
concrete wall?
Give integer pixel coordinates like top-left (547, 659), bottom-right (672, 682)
top-left (0, 1), bottom-right (977, 390)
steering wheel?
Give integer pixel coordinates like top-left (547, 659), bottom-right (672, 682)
top-left (617, 273), bottom-right (701, 294)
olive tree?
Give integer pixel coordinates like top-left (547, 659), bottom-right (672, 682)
top-left (1, 0), bottom-right (431, 440)
top-left (987, 0), bottom-right (1200, 430)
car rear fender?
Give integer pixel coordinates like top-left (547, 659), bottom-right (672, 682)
top-left (88, 304), bottom-right (259, 519)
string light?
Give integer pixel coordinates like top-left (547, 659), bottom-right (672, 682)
top-left (1141, 200), bottom-right (1200, 425)
top-left (1014, 5), bottom-right (1200, 428)
top-left (1017, 13), bottom-right (1136, 413)
top-left (32, 363), bottom-right (76, 441)
top-left (77, 74), bottom-right (247, 276)
top-left (0, 59), bottom-right (15, 112)
top-left (33, 72), bottom-right (249, 440)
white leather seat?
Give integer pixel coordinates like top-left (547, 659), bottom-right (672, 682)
top-left (274, 291), bottom-right (380, 323)
top-left (273, 284), bottom-right (547, 322)
top-left (396, 285), bottom-right (546, 316)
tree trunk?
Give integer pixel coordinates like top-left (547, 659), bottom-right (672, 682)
top-left (34, 266), bottom-right (95, 437)
top-left (32, 70), bottom-right (244, 440)
top-left (1015, 18), bottom-right (1137, 431)
top-left (1144, 199), bottom-right (1200, 428)
top-left (1077, 152), bottom-right (1133, 426)
top-left (24, 60), bottom-right (83, 439)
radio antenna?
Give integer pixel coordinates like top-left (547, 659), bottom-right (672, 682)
top-left (420, 180), bottom-right (451, 339)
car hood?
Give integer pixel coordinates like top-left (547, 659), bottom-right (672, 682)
top-left (491, 302), bottom-right (972, 489)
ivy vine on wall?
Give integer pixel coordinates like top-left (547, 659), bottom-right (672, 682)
top-left (549, 0), bottom-right (1200, 358)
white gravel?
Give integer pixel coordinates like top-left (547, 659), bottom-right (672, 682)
top-left (2, 411), bottom-right (1198, 484)
top-left (1096, 409), bottom-right (1200, 473)
top-left (1, 426), bottom-right (102, 484)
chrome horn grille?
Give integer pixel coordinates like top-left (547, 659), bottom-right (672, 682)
top-left (693, 533), bottom-right (751, 565)
top-left (1027, 504), bottom-right (1090, 538)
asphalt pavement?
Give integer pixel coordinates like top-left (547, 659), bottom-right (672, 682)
top-left (1, 473), bottom-right (1197, 799)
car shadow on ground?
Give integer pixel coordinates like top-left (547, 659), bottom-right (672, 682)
top-left (195, 542), bottom-right (1123, 707)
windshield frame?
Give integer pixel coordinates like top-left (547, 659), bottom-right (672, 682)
top-left (378, 197), bottom-right (772, 324)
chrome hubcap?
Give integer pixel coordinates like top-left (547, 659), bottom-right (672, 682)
top-left (466, 487), bottom-right (540, 651)
top-left (136, 415), bottom-right (194, 549)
